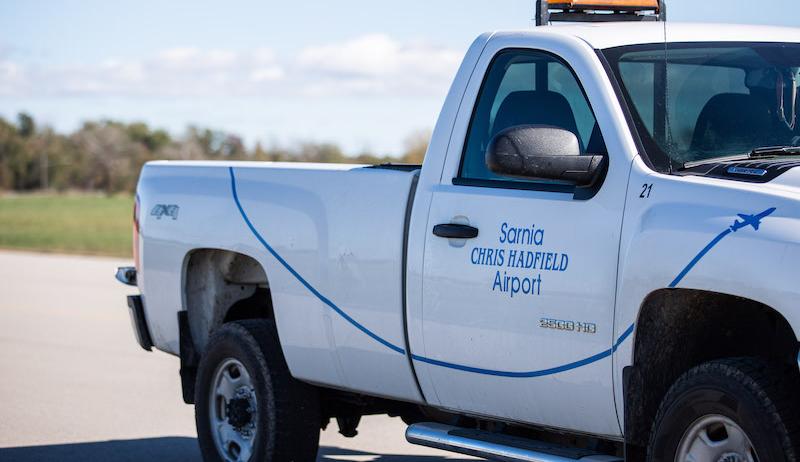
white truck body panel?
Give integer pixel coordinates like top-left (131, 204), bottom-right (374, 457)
top-left (131, 22), bottom-right (800, 442)
top-left (537, 22), bottom-right (800, 49)
top-left (612, 155), bottom-right (800, 426)
top-left (138, 162), bottom-right (423, 402)
top-left (406, 31), bottom-right (639, 437)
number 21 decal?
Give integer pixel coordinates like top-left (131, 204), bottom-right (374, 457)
top-left (640, 183), bottom-right (653, 199)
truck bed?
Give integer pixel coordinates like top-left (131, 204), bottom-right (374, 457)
top-left (137, 160), bottom-right (424, 402)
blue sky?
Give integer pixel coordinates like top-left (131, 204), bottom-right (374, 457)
top-left (0, 0), bottom-right (797, 155)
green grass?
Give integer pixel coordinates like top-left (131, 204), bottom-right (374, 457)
top-left (0, 194), bottom-right (133, 257)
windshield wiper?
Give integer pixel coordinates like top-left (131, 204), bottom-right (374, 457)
top-left (681, 145), bottom-right (800, 170)
top-left (750, 145), bottom-right (800, 157)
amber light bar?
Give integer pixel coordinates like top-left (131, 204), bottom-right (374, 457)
top-left (549, 0), bottom-right (659, 11)
top-left (536, 0), bottom-right (665, 25)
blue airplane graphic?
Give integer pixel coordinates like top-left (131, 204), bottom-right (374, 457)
top-left (730, 207), bottom-right (777, 232)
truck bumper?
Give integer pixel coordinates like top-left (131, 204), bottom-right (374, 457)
top-left (127, 295), bottom-right (153, 351)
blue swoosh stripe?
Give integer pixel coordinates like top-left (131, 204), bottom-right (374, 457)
top-left (668, 228), bottom-right (731, 288)
top-left (229, 167), bottom-right (773, 378)
top-left (668, 207), bottom-right (775, 289)
top-left (410, 323), bottom-right (635, 377)
top-left (230, 167), bottom-right (406, 355)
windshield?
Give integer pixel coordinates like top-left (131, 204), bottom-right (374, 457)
top-left (603, 42), bottom-right (800, 171)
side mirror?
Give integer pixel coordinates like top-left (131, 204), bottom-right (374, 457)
top-left (486, 125), bottom-right (607, 188)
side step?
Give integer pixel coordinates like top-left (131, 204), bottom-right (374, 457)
top-left (406, 422), bottom-right (623, 462)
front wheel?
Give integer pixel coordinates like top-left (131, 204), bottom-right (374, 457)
top-left (195, 320), bottom-right (320, 462)
top-left (647, 358), bottom-right (800, 462)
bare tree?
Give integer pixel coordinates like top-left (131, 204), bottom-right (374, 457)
top-left (401, 128), bottom-right (431, 164)
top-left (72, 123), bottom-right (145, 193)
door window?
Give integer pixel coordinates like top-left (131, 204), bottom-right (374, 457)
top-left (459, 49), bottom-right (606, 183)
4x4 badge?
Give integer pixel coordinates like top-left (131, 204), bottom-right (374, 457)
top-left (151, 204), bottom-right (180, 220)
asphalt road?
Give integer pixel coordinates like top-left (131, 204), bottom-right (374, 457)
top-left (0, 250), bottom-right (471, 462)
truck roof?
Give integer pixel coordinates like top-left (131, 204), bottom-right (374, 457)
top-left (511, 22), bottom-right (800, 49)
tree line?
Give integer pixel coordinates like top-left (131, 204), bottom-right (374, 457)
top-left (0, 113), bottom-right (430, 194)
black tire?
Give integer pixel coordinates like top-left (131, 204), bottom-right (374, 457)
top-left (195, 319), bottom-right (320, 462)
top-left (647, 357), bottom-right (800, 462)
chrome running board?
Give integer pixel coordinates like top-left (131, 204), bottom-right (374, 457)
top-left (406, 422), bottom-right (622, 462)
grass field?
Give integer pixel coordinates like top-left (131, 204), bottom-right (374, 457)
top-left (0, 194), bottom-right (133, 257)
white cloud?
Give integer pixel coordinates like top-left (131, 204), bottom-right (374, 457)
top-left (296, 34), bottom-right (462, 96)
top-left (150, 47), bottom-right (238, 72)
top-left (0, 35), bottom-right (462, 99)
top-left (0, 59), bottom-right (33, 97)
top-left (0, 47), bottom-right (285, 98)
top-left (249, 67), bottom-right (284, 82)
top-left (298, 34), bottom-right (401, 77)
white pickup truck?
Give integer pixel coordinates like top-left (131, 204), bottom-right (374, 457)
top-left (117, 3), bottom-right (800, 462)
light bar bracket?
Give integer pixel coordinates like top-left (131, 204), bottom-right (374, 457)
top-left (536, 0), bottom-right (666, 25)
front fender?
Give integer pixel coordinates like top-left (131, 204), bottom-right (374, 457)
top-left (612, 157), bottom-right (800, 428)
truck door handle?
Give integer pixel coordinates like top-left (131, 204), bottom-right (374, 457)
top-left (433, 223), bottom-right (479, 239)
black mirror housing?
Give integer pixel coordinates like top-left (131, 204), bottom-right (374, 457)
top-left (486, 125), bottom-right (607, 188)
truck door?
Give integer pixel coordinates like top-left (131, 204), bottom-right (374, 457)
top-left (414, 45), bottom-right (630, 437)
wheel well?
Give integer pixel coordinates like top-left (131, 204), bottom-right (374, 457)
top-left (184, 249), bottom-right (273, 354)
top-left (624, 288), bottom-right (798, 452)
top-left (179, 249), bottom-right (274, 405)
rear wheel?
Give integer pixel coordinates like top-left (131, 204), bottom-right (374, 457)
top-left (195, 320), bottom-right (320, 462)
top-left (647, 358), bottom-right (800, 462)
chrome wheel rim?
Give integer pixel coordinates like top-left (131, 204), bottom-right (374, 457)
top-left (209, 358), bottom-right (258, 462)
top-left (676, 414), bottom-right (759, 462)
